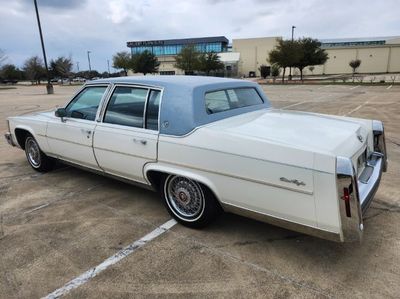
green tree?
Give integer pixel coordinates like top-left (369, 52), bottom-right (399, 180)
top-left (349, 59), bottom-right (361, 82)
top-left (258, 65), bottom-right (270, 79)
top-left (0, 64), bottom-right (23, 82)
top-left (23, 56), bottom-right (46, 84)
top-left (268, 39), bottom-right (301, 83)
top-left (50, 56), bottom-right (73, 81)
top-left (175, 45), bottom-right (200, 75)
top-left (112, 51), bottom-right (131, 76)
top-left (131, 50), bottom-right (160, 75)
top-left (197, 52), bottom-right (224, 75)
top-left (271, 64), bottom-right (280, 83)
top-left (294, 38), bottom-right (328, 81)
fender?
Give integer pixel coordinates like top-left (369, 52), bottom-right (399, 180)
top-left (13, 123), bottom-right (50, 153)
top-left (143, 162), bottom-right (221, 201)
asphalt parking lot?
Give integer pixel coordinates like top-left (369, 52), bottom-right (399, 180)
top-left (0, 83), bottom-right (399, 298)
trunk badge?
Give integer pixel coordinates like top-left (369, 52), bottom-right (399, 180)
top-left (280, 177), bottom-right (306, 186)
top-left (357, 134), bottom-right (364, 143)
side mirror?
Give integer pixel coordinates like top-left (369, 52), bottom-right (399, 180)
top-left (55, 108), bottom-right (67, 122)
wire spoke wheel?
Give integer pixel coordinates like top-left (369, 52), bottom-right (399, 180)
top-left (26, 137), bottom-right (41, 167)
top-left (165, 176), bottom-right (205, 220)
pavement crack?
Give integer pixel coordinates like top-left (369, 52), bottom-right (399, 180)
top-left (0, 213), bottom-right (4, 238)
top-left (172, 233), bottom-right (333, 298)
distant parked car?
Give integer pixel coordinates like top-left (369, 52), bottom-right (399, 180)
top-left (1, 79), bottom-right (18, 84)
top-left (4, 76), bottom-right (387, 242)
top-left (73, 77), bottom-right (86, 83)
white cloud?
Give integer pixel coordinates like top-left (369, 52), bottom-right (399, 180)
top-left (0, 0), bottom-right (399, 72)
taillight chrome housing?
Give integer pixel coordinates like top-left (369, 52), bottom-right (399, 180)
top-left (336, 157), bottom-right (363, 242)
top-left (372, 120), bottom-right (387, 172)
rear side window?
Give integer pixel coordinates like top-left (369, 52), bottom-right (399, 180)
top-left (205, 88), bottom-right (263, 114)
top-left (104, 87), bottom-right (148, 128)
top-left (145, 90), bottom-right (161, 130)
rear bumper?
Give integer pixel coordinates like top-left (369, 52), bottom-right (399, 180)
top-left (359, 153), bottom-right (383, 214)
top-left (336, 121), bottom-right (387, 242)
top-left (5, 132), bottom-right (16, 146)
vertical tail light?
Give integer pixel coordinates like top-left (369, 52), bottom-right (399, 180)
top-left (336, 156), bottom-right (363, 242)
top-left (342, 187), bottom-right (351, 217)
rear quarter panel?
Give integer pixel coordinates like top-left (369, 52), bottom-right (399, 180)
top-left (156, 131), bottom-right (319, 228)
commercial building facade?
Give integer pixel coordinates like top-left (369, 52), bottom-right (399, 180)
top-left (127, 35), bottom-right (400, 77)
top-left (127, 36), bottom-right (229, 75)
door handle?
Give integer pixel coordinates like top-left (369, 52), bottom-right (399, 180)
top-left (133, 138), bottom-right (147, 145)
top-left (80, 129), bottom-right (92, 138)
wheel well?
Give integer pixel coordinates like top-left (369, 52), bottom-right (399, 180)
top-left (146, 170), bottom-right (223, 211)
top-left (14, 129), bottom-right (31, 149)
top-left (146, 170), bottom-right (166, 192)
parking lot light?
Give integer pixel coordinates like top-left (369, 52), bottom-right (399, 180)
top-left (33, 0), bottom-right (53, 94)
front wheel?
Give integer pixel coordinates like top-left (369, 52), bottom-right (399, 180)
top-left (25, 135), bottom-right (55, 172)
top-left (161, 175), bottom-right (221, 228)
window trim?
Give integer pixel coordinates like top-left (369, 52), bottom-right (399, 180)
top-left (99, 83), bottom-right (164, 132)
top-left (204, 87), bottom-right (264, 115)
top-left (63, 84), bottom-right (111, 122)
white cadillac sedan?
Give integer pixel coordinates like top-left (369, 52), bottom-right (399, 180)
top-left (4, 76), bottom-right (387, 242)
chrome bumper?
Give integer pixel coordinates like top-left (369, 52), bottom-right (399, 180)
top-left (336, 120), bottom-right (387, 242)
top-left (5, 132), bottom-right (15, 146)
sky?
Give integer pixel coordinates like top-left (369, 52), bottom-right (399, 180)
top-left (0, 0), bottom-right (399, 72)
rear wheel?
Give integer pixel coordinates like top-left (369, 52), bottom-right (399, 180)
top-left (24, 135), bottom-right (55, 172)
top-left (161, 174), bottom-right (221, 228)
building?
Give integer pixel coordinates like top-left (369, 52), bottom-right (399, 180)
top-left (232, 37), bottom-right (280, 77)
top-left (232, 36), bottom-right (400, 77)
top-left (127, 36), bottom-right (230, 75)
top-left (315, 36), bottom-right (400, 75)
top-left (127, 35), bottom-right (400, 77)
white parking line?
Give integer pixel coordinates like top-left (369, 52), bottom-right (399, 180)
top-left (387, 85), bottom-right (392, 89)
top-left (342, 100), bottom-right (369, 116)
top-left (24, 203), bottom-right (49, 214)
top-left (281, 101), bottom-right (308, 109)
top-left (350, 85), bottom-right (360, 90)
top-left (42, 219), bottom-right (177, 299)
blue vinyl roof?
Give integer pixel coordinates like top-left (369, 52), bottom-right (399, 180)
top-left (93, 76), bottom-right (271, 136)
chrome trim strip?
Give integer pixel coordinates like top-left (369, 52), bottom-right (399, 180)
top-left (336, 156), bottom-right (363, 242)
top-left (46, 155), bottom-right (155, 191)
top-left (372, 120), bottom-right (388, 172)
top-left (222, 203), bottom-right (341, 242)
top-left (157, 159), bottom-right (313, 195)
top-left (359, 153), bottom-right (383, 214)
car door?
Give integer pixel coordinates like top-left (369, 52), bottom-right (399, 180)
top-left (93, 85), bottom-right (161, 183)
top-left (46, 84), bottom-right (110, 170)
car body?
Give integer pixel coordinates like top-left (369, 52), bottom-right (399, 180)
top-left (4, 76), bottom-right (387, 242)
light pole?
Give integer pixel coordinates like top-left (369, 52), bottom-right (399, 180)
top-left (33, 0), bottom-right (53, 94)
top-left (87, 51), bottom-right (92, 72)
top-left (107, 59), bottom-right (111, 74)
top-left (289, 25), bottom-right (296, 81)
top-left (76, 61), bottom-right (80, 72)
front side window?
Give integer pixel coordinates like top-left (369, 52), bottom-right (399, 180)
top-left (104, 86), bottom-right (148, 128)
top-left (205, 88), bottom-right (264, 114)
top-left (65, 86), bottom-right (107, 120)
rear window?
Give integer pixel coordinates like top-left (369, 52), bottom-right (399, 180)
top-left (205, 88), bottom-right (263, 114)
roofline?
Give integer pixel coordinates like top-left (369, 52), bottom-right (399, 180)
top-left (127, 36), bottom-right (229, 48)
